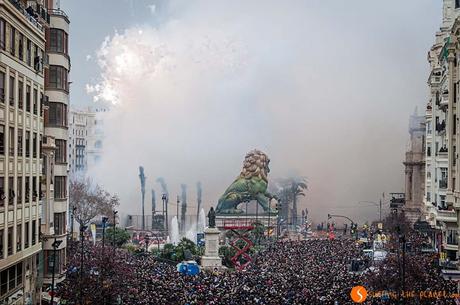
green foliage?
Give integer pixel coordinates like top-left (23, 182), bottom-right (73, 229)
top-left (105, 228), bottom-right (131, 247)
top-left (160, 238), bottom-right (198, 262)
top-left (124, 243), bottom-right (136, 253)
top-left (175, 238), bottom-right (197, 261)
top-left (250, 221), bottom-right (266, 243)
top-left (219, 245), bottom-right (236, 267)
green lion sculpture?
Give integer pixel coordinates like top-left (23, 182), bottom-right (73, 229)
top-left (216, 150), bottom-right (278, 214)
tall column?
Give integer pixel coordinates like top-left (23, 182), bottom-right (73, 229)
top-left (3, 66), bottom-right (9, 258)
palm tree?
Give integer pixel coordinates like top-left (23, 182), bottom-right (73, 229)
top-left (290, 178), bottom-right (307, 226)
top-left (272, 177), bottom-right (307, 226)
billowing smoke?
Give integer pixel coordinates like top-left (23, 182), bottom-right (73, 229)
top-left (196, 182), bottom-right (202, 224)
top-left (156, 178), bottom-right (168, 198)
top-left (151, 189), bottom-right (156, 214)
top-left (86, 0), bottom-right (434, 223)
top-left (180, 184), bottom-right (187, 233)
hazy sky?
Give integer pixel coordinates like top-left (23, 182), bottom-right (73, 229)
top-left (61, 0), bottom-right (442, 224)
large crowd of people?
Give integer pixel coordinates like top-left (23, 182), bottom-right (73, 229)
top-left (60, 229), bottom-right (457, 305)
top-left (121, 236), bottom-right (456, 305)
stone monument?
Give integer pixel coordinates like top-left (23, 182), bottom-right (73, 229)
top-left (201, 207), bottom-right (223, 269)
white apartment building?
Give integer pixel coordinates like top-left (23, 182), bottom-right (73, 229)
top-left (0, 0), bottom-right (49, 303)
top-left (68, 107), bottom-right (106, 177)
top-left (425, 0), bottom-right (460, 263)
top-left (41, 0), bottom-right (70, 301)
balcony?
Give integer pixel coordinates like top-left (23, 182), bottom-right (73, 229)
top-left (7, 0), bottom-right (44, 32)
top-left (48, 8), bottom-right (69, 23)
top-left (437, 206), bottom-right (456, 220)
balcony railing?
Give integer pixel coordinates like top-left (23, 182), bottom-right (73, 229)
top-left (48, 8), bottom-right (69, 20)
top-left (8, 0), bottom-right (44, 32)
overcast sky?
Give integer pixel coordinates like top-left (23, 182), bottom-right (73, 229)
top-left (61, 0), bottom-right (442, 224)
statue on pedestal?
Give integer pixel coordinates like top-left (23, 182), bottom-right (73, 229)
top-left (208, 207), bottom-right (216, 228)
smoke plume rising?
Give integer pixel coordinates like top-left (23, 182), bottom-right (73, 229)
top-left (86, 0), bottom-right (438, 223)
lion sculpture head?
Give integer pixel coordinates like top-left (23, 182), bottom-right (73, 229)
top-left (239, 150), bottom-right (270, 182)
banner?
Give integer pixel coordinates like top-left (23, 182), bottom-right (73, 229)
top-left (90, 223), bottom-right (97, 245)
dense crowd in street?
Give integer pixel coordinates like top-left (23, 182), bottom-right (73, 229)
top-left (120, 236), bottom-right (456, 305)
top-left (60, 233), bottom-right (456, 305)
top-left (124, 239), bottom-right (364, 305)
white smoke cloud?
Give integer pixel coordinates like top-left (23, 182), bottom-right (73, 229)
top-left (86, 0), bottom-right (432, 224)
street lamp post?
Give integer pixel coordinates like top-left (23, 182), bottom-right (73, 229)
top-left (112, 211), bottom-right (118, 247)
top-left (161, 194), bottom-right (168, 234)
top-left (268, 199), bottom-right (271, 243)
top-left (79, 225), bottom-right (88, 305)
top-left (50, 238), bottom-right (63, 305)
top-left (102, 216), bottom-right (109, 255)
top-left (70, 207), bottom-right (77, 241)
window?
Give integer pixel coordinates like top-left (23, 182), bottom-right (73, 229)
top-left (427, 191), bottom-right (431, 202)
top-left (24, 221), bottom-right (29, 248)
top-left (9, 76), bottom-right (14, 106)
top-left (17, 129), bottom-right (22, 156)
top-left (48, 102), bottom-right (67, 127)
top-left (32, 132), bottom-right (37, 158)
top-left (26, 85), bottom-right (30, 112)
top-left (16, 224), bottom-right (21, 251)
top-left (0, 18), bottom-right (5, 50)
top-left (17, 176), bottom-right (22, 203)
top-left (18, 32), bottom-right (23, 60)
top-left (54, 212), bottom-right (66, 235)
top-left (455, 115), bottom-right (457, 134)
top-left (8, 177), bottom-right (13, 204)
top-left (448, 229), bottom-right (459, 245)
top-left (9, 26), bottom-right (15, 55)
top-left (48, 65), bottom-right (68, 91)
top-left (55, 176), bottom-right (67, 199)
top-left (456, 0), bottom-right (460, 9)
top-left (49, 28), bottom-right (68, 54)
top-left (40, 93), bottom-right (44, 116)
top-left (16, 263), bottom-right (22, 286)
top-left (25, 131), bottom-right (30, 157)
top-left (0, 270), bottom-right (6, 296)
top-left (33, 88), bottom-right (37, 114)
top-left (32, 177), bottom-right (37, 200)
top-left (25, 177), bottom-right (29, 201)
top-left (8, 127), bottom-right (14, 155)
top-left (26, 39), bottom-right (31, 66)
top-left (32, 220), bottom-right (36, 245)
top-left (18, 81), bottom-right (23, 109)
top-left (7, 226), bottom-right (12, 255)
top-left (440, 195), bottom-right (446, 209)
top-left (55, 140), bottom-right (66, 163)
top-left (0, 177), bottom-right (3, 208)
top-left (0, 124), bottom-right (4, 155)
top-left (0, 72), bottom-right (4, 103)
top-left (0, 262), bottom-right (23, 297)
top-left (0, 229), bottom-right (3, 259)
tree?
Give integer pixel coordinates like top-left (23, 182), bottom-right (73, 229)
top-left (175, 237), bottom-right (197, 261)
top-left (271, 177), bottom-right (308, 225)
top-left (69, 178), bottom-right (120, 227)
top-left (58, 242), bottom-right (134, 304)
top-left (105, 228), bottom-right (131, 247)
